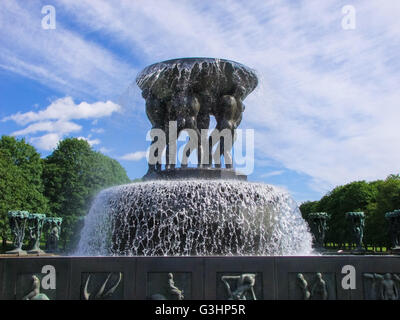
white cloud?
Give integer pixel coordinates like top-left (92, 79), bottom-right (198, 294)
top-left (91, 128), bottom-right (105, 134)
top-left (30, 133), bottom-right (62, 151)
top-left (3, 97), bottom-right (121, 125)
top-left (0, 0), bottom-right (135, 100)
top-left (77, 137), bottom-right (101, 146)
top-left (4, 97), bottom-right (120, 151)
top-left (120, 151), bottom-right (147, 161)
top-left (260, 170), bottom-right (285, 179)
top-left (30, 134), bottom-right (100, 152)
top-left (11, 120), bottom-right (82, 136)
top-left (99, 147), bottom-right (112, 154)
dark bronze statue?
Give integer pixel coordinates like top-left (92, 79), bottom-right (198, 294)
top-left (143, 88), bottom-right (166, 173)
top-left (346, 212), bottom-right (365, 252)
top-left (6, 211), bottom-right (30, 255)
top-left (386, 210), bottom-right (400, 252)
top-left (137, 58), bottom-right (258, 177)
top-left (209, 86), bottom-right (246, 168)
top-left (27, 213), bottom-right (46, 254)
top-left (45, 217), bottom-right (62, 253)
top-left (307, 212), bottom-right (329, 250)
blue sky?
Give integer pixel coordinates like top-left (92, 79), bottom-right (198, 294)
top-left (1, 0), bottom-right (399, 203)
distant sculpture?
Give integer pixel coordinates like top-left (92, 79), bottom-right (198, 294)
top-left (307, 212), bottom-right (330, 249)
top-left (45, 217), bottom-right (62, 253)
top-left (346, 212), bottom-right (365, 252)
top-left (296, 273), bottom-right (311, 300)
top-left (22, 275), bottom-right (50, 300)
top-left (83, 272), bottom-right (122, 300)
top-left (385, 210), bottom-right (400, 252)
top-left (48, 226), bottom-right (59, 251)
top-left (6, 211), bottom-right (30, 255)
top-left (27, 213), bottom-right (46, 254)
top-left (221, 273), bottom-right (257, 300)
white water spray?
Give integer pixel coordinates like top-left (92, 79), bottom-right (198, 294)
top-left (75, 180), bottom-right (313, 256)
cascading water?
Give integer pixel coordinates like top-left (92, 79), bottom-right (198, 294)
top-left (75, 180), bottom-right (313, 256)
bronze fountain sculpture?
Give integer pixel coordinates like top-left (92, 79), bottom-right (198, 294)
top-left (136, 58), bottom-right (258, 178)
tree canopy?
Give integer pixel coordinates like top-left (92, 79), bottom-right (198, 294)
top-left (300, 176), bottom-right (400, 248)
top-left (0, 136), bottom-right (48, 245)
top-left (42, 138), bottom-right (131, 251)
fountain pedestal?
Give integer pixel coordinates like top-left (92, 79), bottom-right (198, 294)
top-left (143, 167), bottom-right (247, 181)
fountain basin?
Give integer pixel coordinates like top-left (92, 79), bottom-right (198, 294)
top-left (76, 180), bottom-right (313, 256)
top-left (136, 57), bottom-right (258, 100)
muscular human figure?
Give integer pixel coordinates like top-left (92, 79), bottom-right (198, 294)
top-left (364, 273), bottom-right (384, 300)
top-left (380, 273), bottom-right (398, 300)
top-left (221, 273), bottom-right (257, 300)
top-left (177, 93), bottom-right (203, 168)
top-left (209, 86), bottom-right (246, 168)
top-left (311, 273), bottom-right (328, 300)
top-left (144, 89), bottom-right (167, 173)
top-left (296, 273), bottom-right (311, 300)
top-left (167, 273), bottom-right (184, 300)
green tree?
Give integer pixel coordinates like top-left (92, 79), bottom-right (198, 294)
top-left (299, 201), bottom-right (320, 220)
top-left (42, 138), bottom-right (131, 252)
top-left (0, 136), bottom-right (48, 247)
top-left (316, 181), bottom-right (378, 247)
top-left (300, 177), bottom-right (400, 249)
top-left (369, 175), bottom-right (400, 247)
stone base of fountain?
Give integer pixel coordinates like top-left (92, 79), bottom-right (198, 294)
top-left (1, 256), bottom-right (400, 300)
top-left (390, 247), bottom-right (400, 254)
top-left (142, 168), bottom-right (247, 181)
top-left (5, 248), bottom-right (27, 256)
